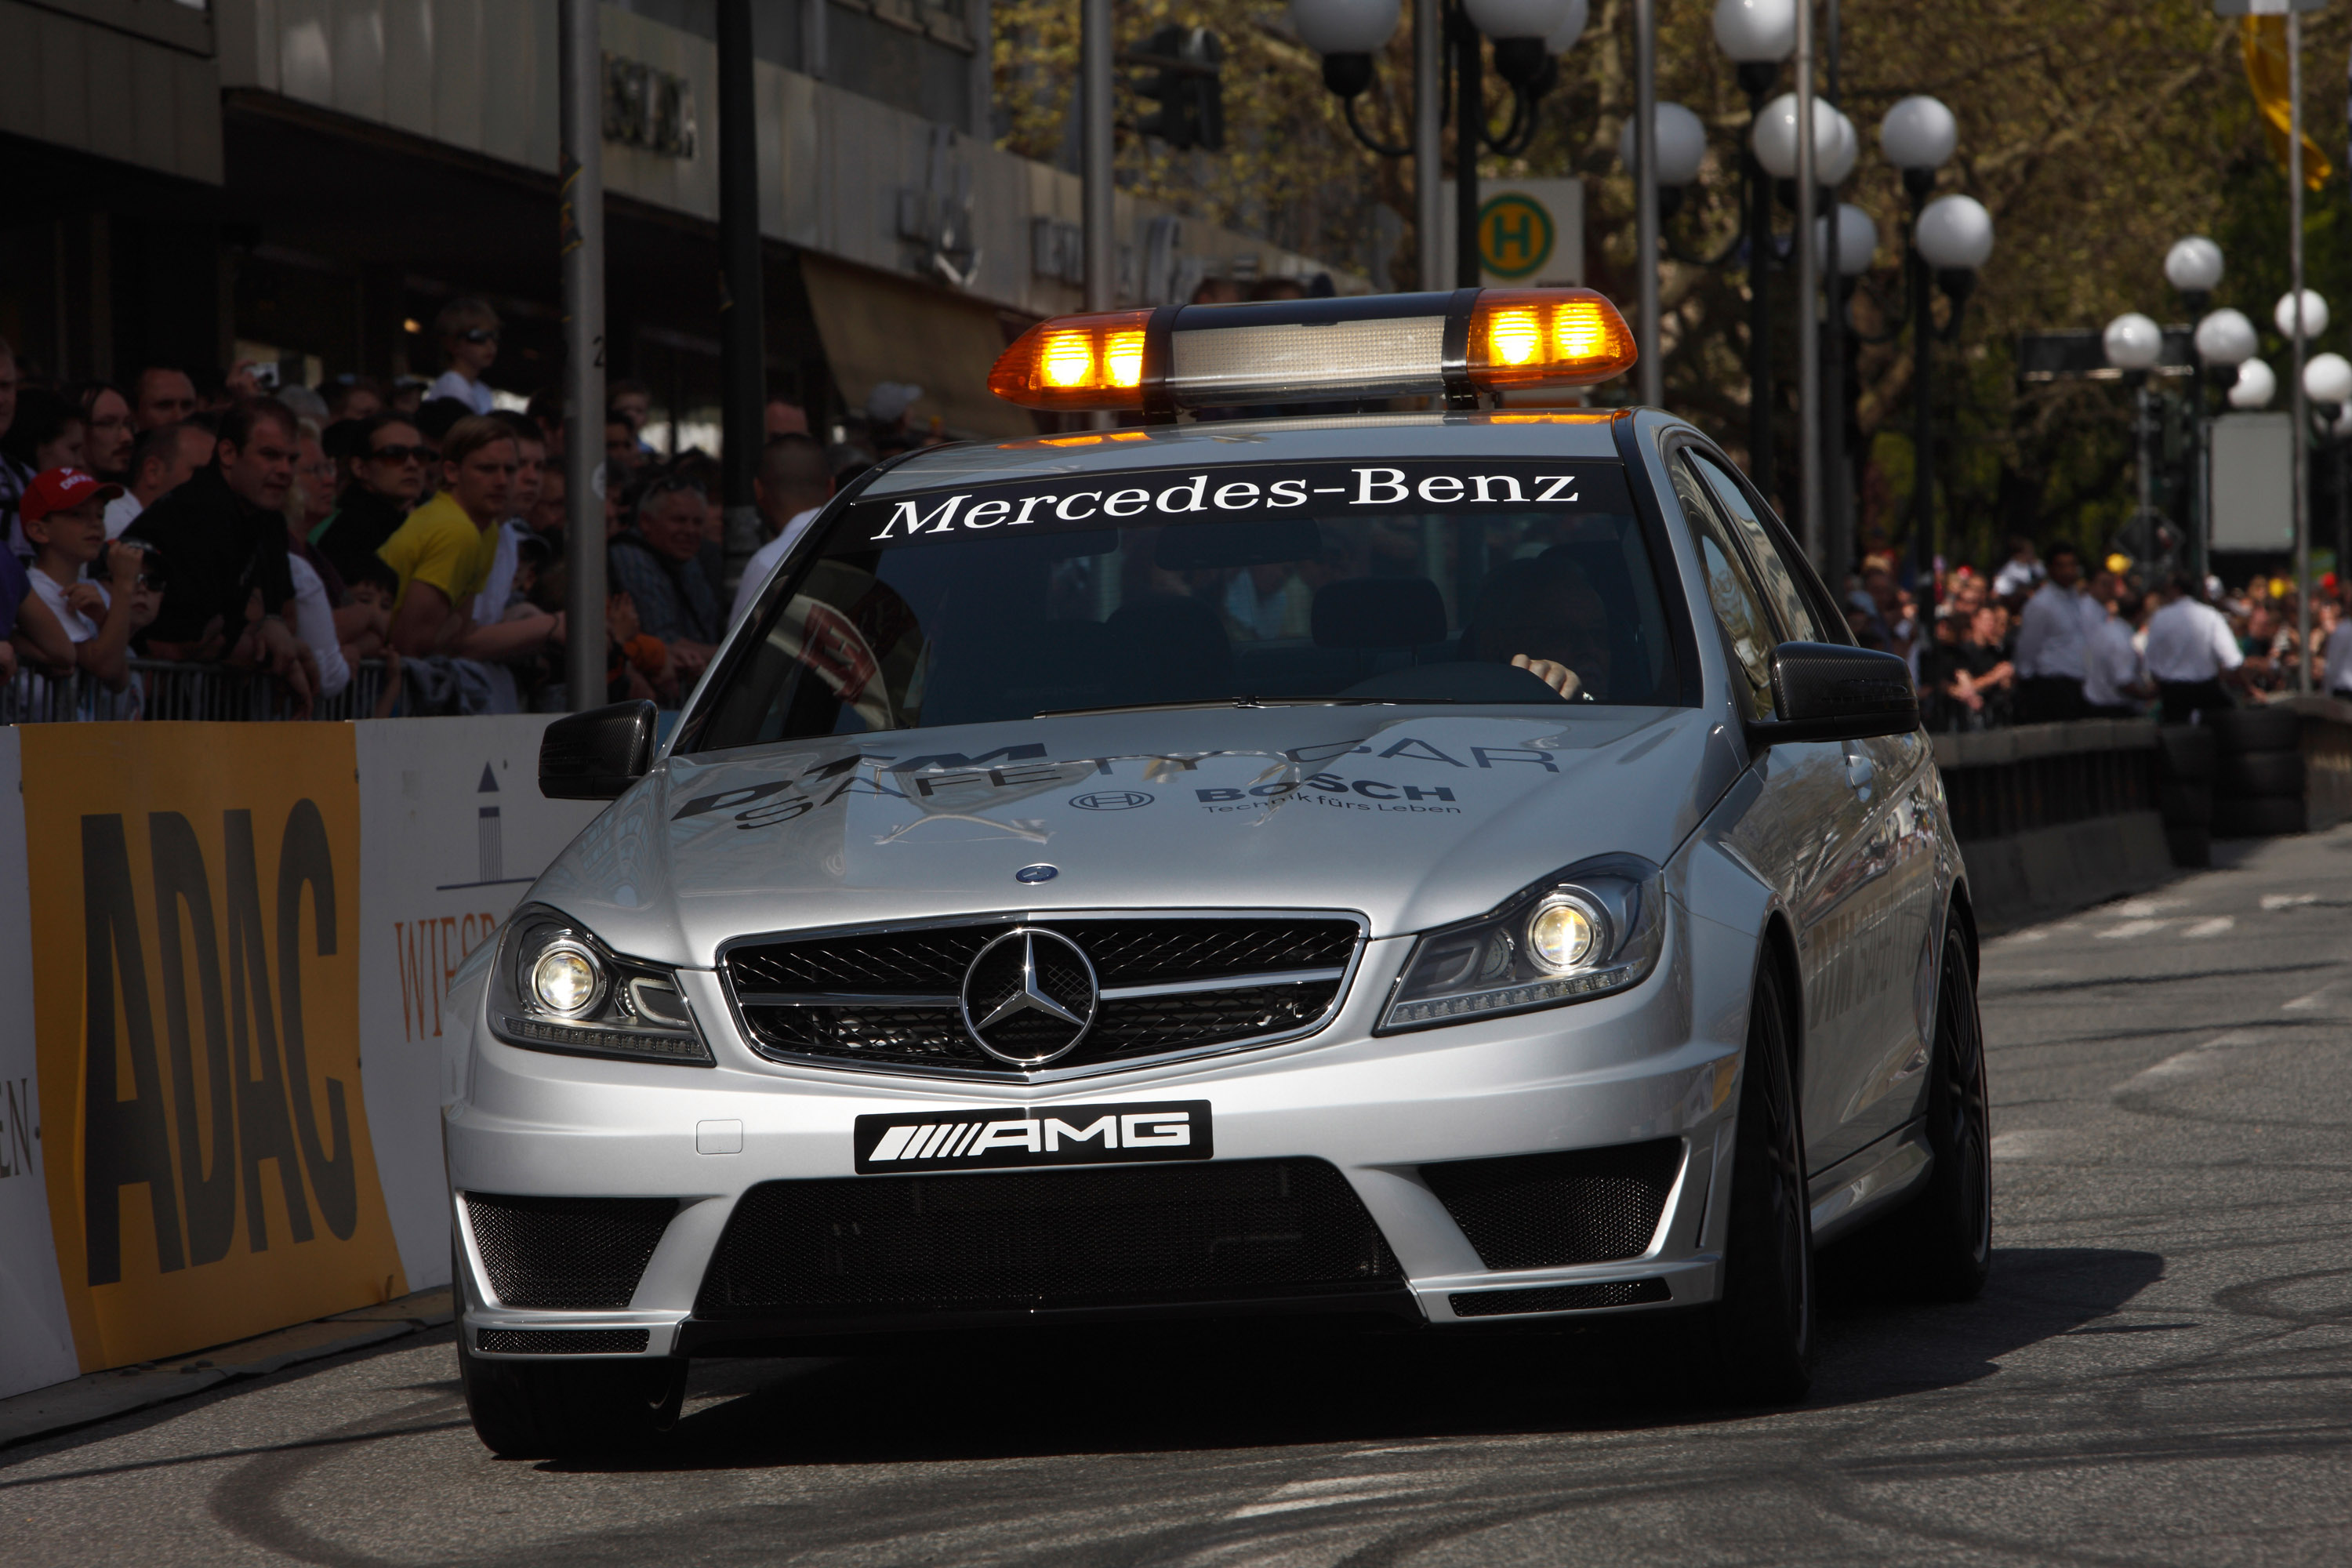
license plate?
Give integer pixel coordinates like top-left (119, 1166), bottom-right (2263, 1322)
top-left (854, 1100), bottom-right (1213, 1174)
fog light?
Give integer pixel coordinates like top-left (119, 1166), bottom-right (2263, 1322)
top-left (531, 944), bottom-right (601, 1014)
top-left (1527, 898), bottom-right (1598, 973)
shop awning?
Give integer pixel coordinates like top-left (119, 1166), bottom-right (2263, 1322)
top-left (800, 256), bottom-right (1036, 440)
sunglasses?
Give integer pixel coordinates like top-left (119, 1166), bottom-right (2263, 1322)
top-left (459, 328), bottom-right (501, 345)
top-left (370, 444), bottom-right (437, 464)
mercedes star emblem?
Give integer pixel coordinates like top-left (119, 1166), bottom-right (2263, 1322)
top-left (959, 927), bottom-right (1099, 1067)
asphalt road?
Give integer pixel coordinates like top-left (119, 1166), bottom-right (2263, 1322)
top-left (9, 828), bottom-right (2352, 1566)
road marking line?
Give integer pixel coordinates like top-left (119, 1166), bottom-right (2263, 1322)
top-left (1989, 1129), bottom-right (2071, 1160)
top-left (2099, 919), bottom-right (2172, 938)
top-left (2181, 916), bottom-right (2235, 938)
top-left (2115, 898), bottom-right (2188, 918)
top-left (1226, 1473), bottom-right (1438, 1519)
top-left (2284, 985), bottom-right (2335, 1011)
top-left (2114, 1032), bottom-right (2259, 1094)
top-left (2262, 893), bottom-right (2319, 910)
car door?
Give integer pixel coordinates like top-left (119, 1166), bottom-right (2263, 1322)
top-left (1663, 448), bottom-right (1872, 1174)
top-left (1685, 448), bottom-right (1940, 1166)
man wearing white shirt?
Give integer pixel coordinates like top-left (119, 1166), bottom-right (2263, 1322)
top-left (2013, 542), bottom-right (2089, 723)
top-left (424, 297), bottom-right (502, 416)
top-left (2143, 573), bottom-right (2245, 723)
top-left (2082, 585), bottom-right (2153, 717)
top-left (728, 434), bottom-right (835, 631)
top-left (2327, 601), bottom-right (2352, 700)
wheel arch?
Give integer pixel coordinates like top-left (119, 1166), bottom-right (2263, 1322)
top-left (1756, 909), bottom-right (1805, 1087)
top-left (1947, 877), bottom-right (1980, 986)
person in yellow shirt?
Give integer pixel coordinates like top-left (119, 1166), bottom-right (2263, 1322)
top-left (381, 415), bottom-right (563, 661)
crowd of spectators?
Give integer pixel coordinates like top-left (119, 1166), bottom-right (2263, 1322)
top-left (1846, 534), bottom-right (2352, 731)
top-left (0, 292), bottom-right (928, 718)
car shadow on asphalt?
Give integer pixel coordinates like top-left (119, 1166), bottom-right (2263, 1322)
top-left (543, 1243), bottom-right (2166, 1473)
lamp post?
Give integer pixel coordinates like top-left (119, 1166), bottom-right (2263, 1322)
top-left (1753, 89), bottom-right (1856, 565)
top-left (2279, 286), bottom-right (2328, 682)
top-left (1819, 201), bottom-right (1877, 579)
top-left (1715, 0), bottom-right (1796, 498)
top-left (1904, 192), bottom-right (1993, 590)
top-left (1294, 0), bottom-right (1579, 290)
top-left (2166, 236), bottom-right (2226, 574)
top-left (2307, 353), bottom-right (2352, 613)
top-left (1878, 95), bottom-right (1958, 590)
top-left (2193, 307), bottom-right (2256, 577)
top-left (2104, 311), bottom-right (2165, 564)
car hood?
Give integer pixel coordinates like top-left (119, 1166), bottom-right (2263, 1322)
top-left (530, 705), bottom-right (1743, 968)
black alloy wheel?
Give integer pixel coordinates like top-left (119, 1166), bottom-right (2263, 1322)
top-left (453, 1243), bottom-right (687, 1457)
top-left (1896, 923), bottom-right (1993, 1301)
top-left (1694, 955), bottom-right (1813, 1405)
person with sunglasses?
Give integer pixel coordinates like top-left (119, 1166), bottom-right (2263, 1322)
top-left (312, 412), bottom-right (431, 583)
top-left (426, 296), bottom-right (502, 416)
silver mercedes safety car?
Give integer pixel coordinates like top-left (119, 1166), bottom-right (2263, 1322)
top-left (446, 288), bottom-right (1991, 1457)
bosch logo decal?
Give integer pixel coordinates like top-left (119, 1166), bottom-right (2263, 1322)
top-left (1070, 791), bottom-right (1153, 811)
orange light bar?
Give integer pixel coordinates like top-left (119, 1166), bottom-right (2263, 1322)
top-left (989, 310), bottom-right (1153, 412)
top-left (1466, 289), bottom-right (1638, 392)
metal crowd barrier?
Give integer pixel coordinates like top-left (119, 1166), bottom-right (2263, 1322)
top-left (1, 659), bottom-right (390, 723)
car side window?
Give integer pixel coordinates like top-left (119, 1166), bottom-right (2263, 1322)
top-left (1688, 452), bottom-right (1828, 644)
top-left (1669, 456), bottom-right (1777, 720)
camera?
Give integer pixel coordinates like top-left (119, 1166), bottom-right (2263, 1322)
top-left (117, 536), bottom-right (168, 593)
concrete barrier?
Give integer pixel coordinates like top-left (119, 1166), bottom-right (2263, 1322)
top-left (1931, 720), bottom-right (2172, 933)
top-left (2267, 693), bottom-right (2352, 831)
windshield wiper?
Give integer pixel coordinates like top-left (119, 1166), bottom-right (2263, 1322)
top-left (1034, 696), bottom-right (1476, 718)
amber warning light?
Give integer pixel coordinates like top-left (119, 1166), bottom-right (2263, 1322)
top-left (988, 289), bottom-right (1638, 415)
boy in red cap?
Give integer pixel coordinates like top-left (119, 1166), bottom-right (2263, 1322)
top-left (20, 466), bottom-right (160, 693)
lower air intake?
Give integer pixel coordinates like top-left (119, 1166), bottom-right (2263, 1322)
top-left (1420, 1138), bottom-right (1682, 1271)
top-left (474, 1327), bottom-right (653, 1355)
top-left (464, 1193), bottom-right (677, 1309)
top-left (696, 1158), bottom-right (1400, 1316)
top-left (1449, 1277), bottom-right (1671, 1318)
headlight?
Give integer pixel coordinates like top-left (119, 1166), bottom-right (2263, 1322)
top-left (488, 906), bottom-right (713, 1065)
top-left (1381, 855), bottom-right (1664, 1032)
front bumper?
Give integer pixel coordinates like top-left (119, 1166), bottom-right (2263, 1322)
top-left (448, 924), bottom-right (1750, 1359)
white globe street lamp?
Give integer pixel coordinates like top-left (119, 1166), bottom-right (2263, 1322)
top-left (2103, 313), bottom-right (2164, 373)
top-left (1288, 0), bottom-right (1399, 53)
top-left (1713, 0), bottom-right (1795, 62)
top-left (1816, 202), bottom-right (1878, 278)
top-left (1752, 95), bottom-right (1856, 183)
top-left (2231, 358), bottom-right (2278, 410)
top-left (2164, 237), bottom-right (2223, 297)
top-left (1544, 0), bottom-right (1589, 53)
top-left (1623, 101), bottom-right (1708, 187)
top-left (1916, 194), bottom-right (1994, 271)
top-left (2276, 289), bottom-right (2329, 341)
top-left (2304, 352), bottom-right (2352, 407)
top-left (2194, 308), bottom-right (2258, 368)
top-left (1879, 95), bottom-right (1958, 175)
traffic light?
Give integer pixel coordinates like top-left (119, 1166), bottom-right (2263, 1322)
top-left (1134, 27), bottom-right (1225, 153)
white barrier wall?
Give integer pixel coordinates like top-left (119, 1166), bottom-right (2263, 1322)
top-left (0, 717), bottom-right (601, 1399)
top-left (0, 729), bottom-right (82, 1399)
top-left (354, 718), bottom-right (603, 1290)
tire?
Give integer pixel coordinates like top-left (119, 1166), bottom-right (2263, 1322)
top-left (2156, 724), bottom-right (2219, 781)
top-left (2215, 751), bottom-right (2306, 799)
top-left (2165, 826), bottom-right (2212, 869)
top-left (2156, 780), bottom-right (2212, 826)
top-left (459, 1335), bottom-right (687, 1457)
top-left (2209, 706), bottom-right (2302, 754)
top-left (1889, 927), bottom-right (1992, 1301)
top-left (1692, 956), bottom-right (1813, 1406)
top-left (2211, 796), bottom-right (2307, 839)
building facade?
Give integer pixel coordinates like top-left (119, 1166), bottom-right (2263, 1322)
top-left (0, 0), bottom-right (1362, 441)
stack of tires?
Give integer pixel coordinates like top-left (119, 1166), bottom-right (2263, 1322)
top-left (2157, 724), bottom-right (2217, 867)
top-left (2210, 706), bottom-right (2307, 840)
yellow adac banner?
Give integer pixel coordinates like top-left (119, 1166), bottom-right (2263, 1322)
top-left (22, 724), bottom-right (406, 1371)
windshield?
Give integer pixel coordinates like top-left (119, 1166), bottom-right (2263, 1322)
top-left (691, 456), bottom-right (1679, 751)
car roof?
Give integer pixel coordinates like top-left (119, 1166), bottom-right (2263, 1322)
top-left (865, 409), bottom-right (1653, 496)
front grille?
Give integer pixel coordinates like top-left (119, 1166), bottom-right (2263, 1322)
top-left (474, 1327), bottom-right (652, 1355)
top-left (727, 916), bottom-right (1360, 1076)
top-left (1449, 1277), bottom-right (1671, 1318)
top-left (464, 1193), bottom-right (677, 1309)
top-left (1421, 1139), bottom-right (1682, 1272)
top-left (695, 1157), bottom-right (1400, 1316)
